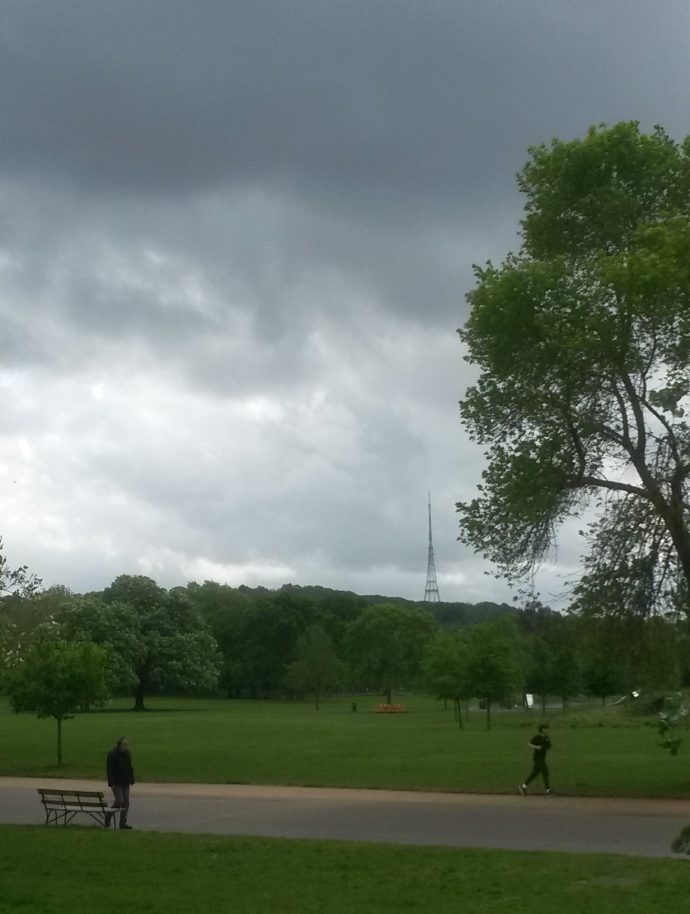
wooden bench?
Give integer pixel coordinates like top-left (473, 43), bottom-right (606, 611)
top-left (37, 788), bottom-right (114, 828)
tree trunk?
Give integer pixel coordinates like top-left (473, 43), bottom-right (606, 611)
top-left (56, 716), bottom-right (63, 766)
top-left (486, 700), bottom-right (491, 730)
top-left (465, 698), bottom-right (470, 721)
top-left (315, 692), bottom-right (320, 710)
top-left (133, 683), bottom-right (147, 711)
top-left (663, 487), bottom-right (690, 615)
top-left (455, 698), bottom-right (463, 730)
top-left (541, 694), bottom-right (546, 714)
top-left (385, 684), bottom-right (392, 704)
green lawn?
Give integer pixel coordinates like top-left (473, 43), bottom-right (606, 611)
top-left (1, 694), bottom-right (689, 798)
top-left (0, 825), bottom-right (688, 914)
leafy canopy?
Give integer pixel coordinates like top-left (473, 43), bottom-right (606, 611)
top-left (60, 575), bottom-right (221, 709)
top-left (0, 536), bottom-right (42, 599)
top-left (6, 628), bottom-right (110, 765)
top-left (458, 122), bottom-right (690, 614)
top-left (345, 603), bottom-right (437, 703)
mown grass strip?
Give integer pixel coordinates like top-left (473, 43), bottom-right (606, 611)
top-left (1, 695), bottom-right (688, 798)
top-left (0, 824), bottom-right (688, 914)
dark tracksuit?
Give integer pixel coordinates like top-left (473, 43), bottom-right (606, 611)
top-left (524, 733), bottom-right (551, 790)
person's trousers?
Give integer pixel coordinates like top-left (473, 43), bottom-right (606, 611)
top-left (109, 784), bottom-right (130, 827)
top-left (524, 759), bottom-right (550, 789)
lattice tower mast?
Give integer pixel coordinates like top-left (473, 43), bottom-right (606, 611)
top-left (423, 492), bottom-right (440, 602)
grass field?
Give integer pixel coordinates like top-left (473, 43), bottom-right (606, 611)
top-left (1, 694), bottom-right (689, 798)
top-left (0, 824), bottom-right (688, 914)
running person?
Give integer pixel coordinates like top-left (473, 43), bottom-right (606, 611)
top-left (519, 724), bottom-right (552, 795)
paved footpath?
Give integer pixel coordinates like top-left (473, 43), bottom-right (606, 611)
top-left (2, 777), bottom-right (690, 858)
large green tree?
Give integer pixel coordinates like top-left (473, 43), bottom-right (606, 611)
top-left (186, 581), bottom-right (253, 698)
top-left (423, 631), bottom-right (473, 728)
top-left (285, 624), bottom-right (344, 709)
top-left (465, 618), bottom-right (525, 730)
top-left (62, 575), bottom-right (221, 710)
top-left (345, 603), bottom-right (437, 703)
top-left (458, 123), bottom-right (690, 616)
top-left (238, 592), bottom-right (314, 698)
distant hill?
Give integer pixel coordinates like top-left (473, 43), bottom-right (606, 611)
top-left (277, 583), bottom-right (517, 628)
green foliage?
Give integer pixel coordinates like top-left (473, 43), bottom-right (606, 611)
top-left (285, 624), bottom-right (345, 709)
top-left (423, 631), bottom-right (472, 700)
top-left (658, 693), bottom-right (689, 756)
top-left (5, 628), bottom-right (110, 764)
top-left (637, 618), bottom-right (682, 692)
top-left (464, 617), bottom-right (525, 728)
top-left (524, 636), bottom-right (556, 709)
top-left (0, 540), bottom-right (43, 682)
top-left (62, 575), bottom-right (221, 709)
top-left (547, 618), bottom-right (582, 708)
top-left (241, 592), bottom-right (316, 695)
top-left (187, 580), bottom-right (518, 698)
top-left (186, 581), bottom-right (252, 696)
top-left (519, 603), bottom-right (581, 709)
top-left (423, 631), bottom-right (472, 727)
top-left (345, 603), bottom-right (437, 703)
top-left (578, 618), bottom-right (629, 703)
top-left (574, 605), bottom-right (683, 703)
top-left (0, 536), bottom-right (42, 599)
top-left (458, 122), bottom-right (690, 616)
top-left (57, 595), bottom-right (144, 694)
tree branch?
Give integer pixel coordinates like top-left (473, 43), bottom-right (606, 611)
top-left (640, 394), bottom-right (682, 467)
top-left (562, 407), bottom-right (586, 479)
top-left (609, 378), bottom-right (632, 447)
top-left (570, 475), bottom-right (649, 498)
top-left (620, 371), bottom-right (647, 460)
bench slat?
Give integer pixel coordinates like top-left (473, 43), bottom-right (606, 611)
top-left (37, 787), bottom-right (112, 827)
top-left (43, 802), bottom-right (107, 809)
top-left (38, 790), bottom-right (104, 799)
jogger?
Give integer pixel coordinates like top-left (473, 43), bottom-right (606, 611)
top-left (519, 724), bottom-right (552, 795)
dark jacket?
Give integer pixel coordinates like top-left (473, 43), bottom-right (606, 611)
top-left (530, 734), bottom-right (551, 762)
top-left (106, 748), bottom-right (135, 787)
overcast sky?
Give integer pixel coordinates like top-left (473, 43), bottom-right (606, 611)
top-left (2, 1), bottom-right (689, 606)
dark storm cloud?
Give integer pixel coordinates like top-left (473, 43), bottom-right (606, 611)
top-left (6, 1), bottom-right (689, 217)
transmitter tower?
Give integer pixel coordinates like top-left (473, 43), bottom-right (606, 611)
top-left (423, 493), bottom-right (440, 602)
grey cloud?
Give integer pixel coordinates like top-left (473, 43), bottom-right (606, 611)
top-left (0, 177), bottom-right (480, 400)
top-left (6, 1), bottom-right (689, 215)
top-left (1, 1), bottom-right (688, 604)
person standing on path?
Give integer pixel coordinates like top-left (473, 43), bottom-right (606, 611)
top-left (105, 736), bottom-right (135, 829)
top-left (519, 724), bottom-right (552, 795)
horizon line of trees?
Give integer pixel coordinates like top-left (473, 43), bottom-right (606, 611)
top-left (1, 544), bottom-right (688, 761)
top-left (1, 540), bottom-right (687, 760)
top-left (3, 571), bottom-right (687, 712)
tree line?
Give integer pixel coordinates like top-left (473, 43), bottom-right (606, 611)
top-left (2, 561), bottom-right (687, 747)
